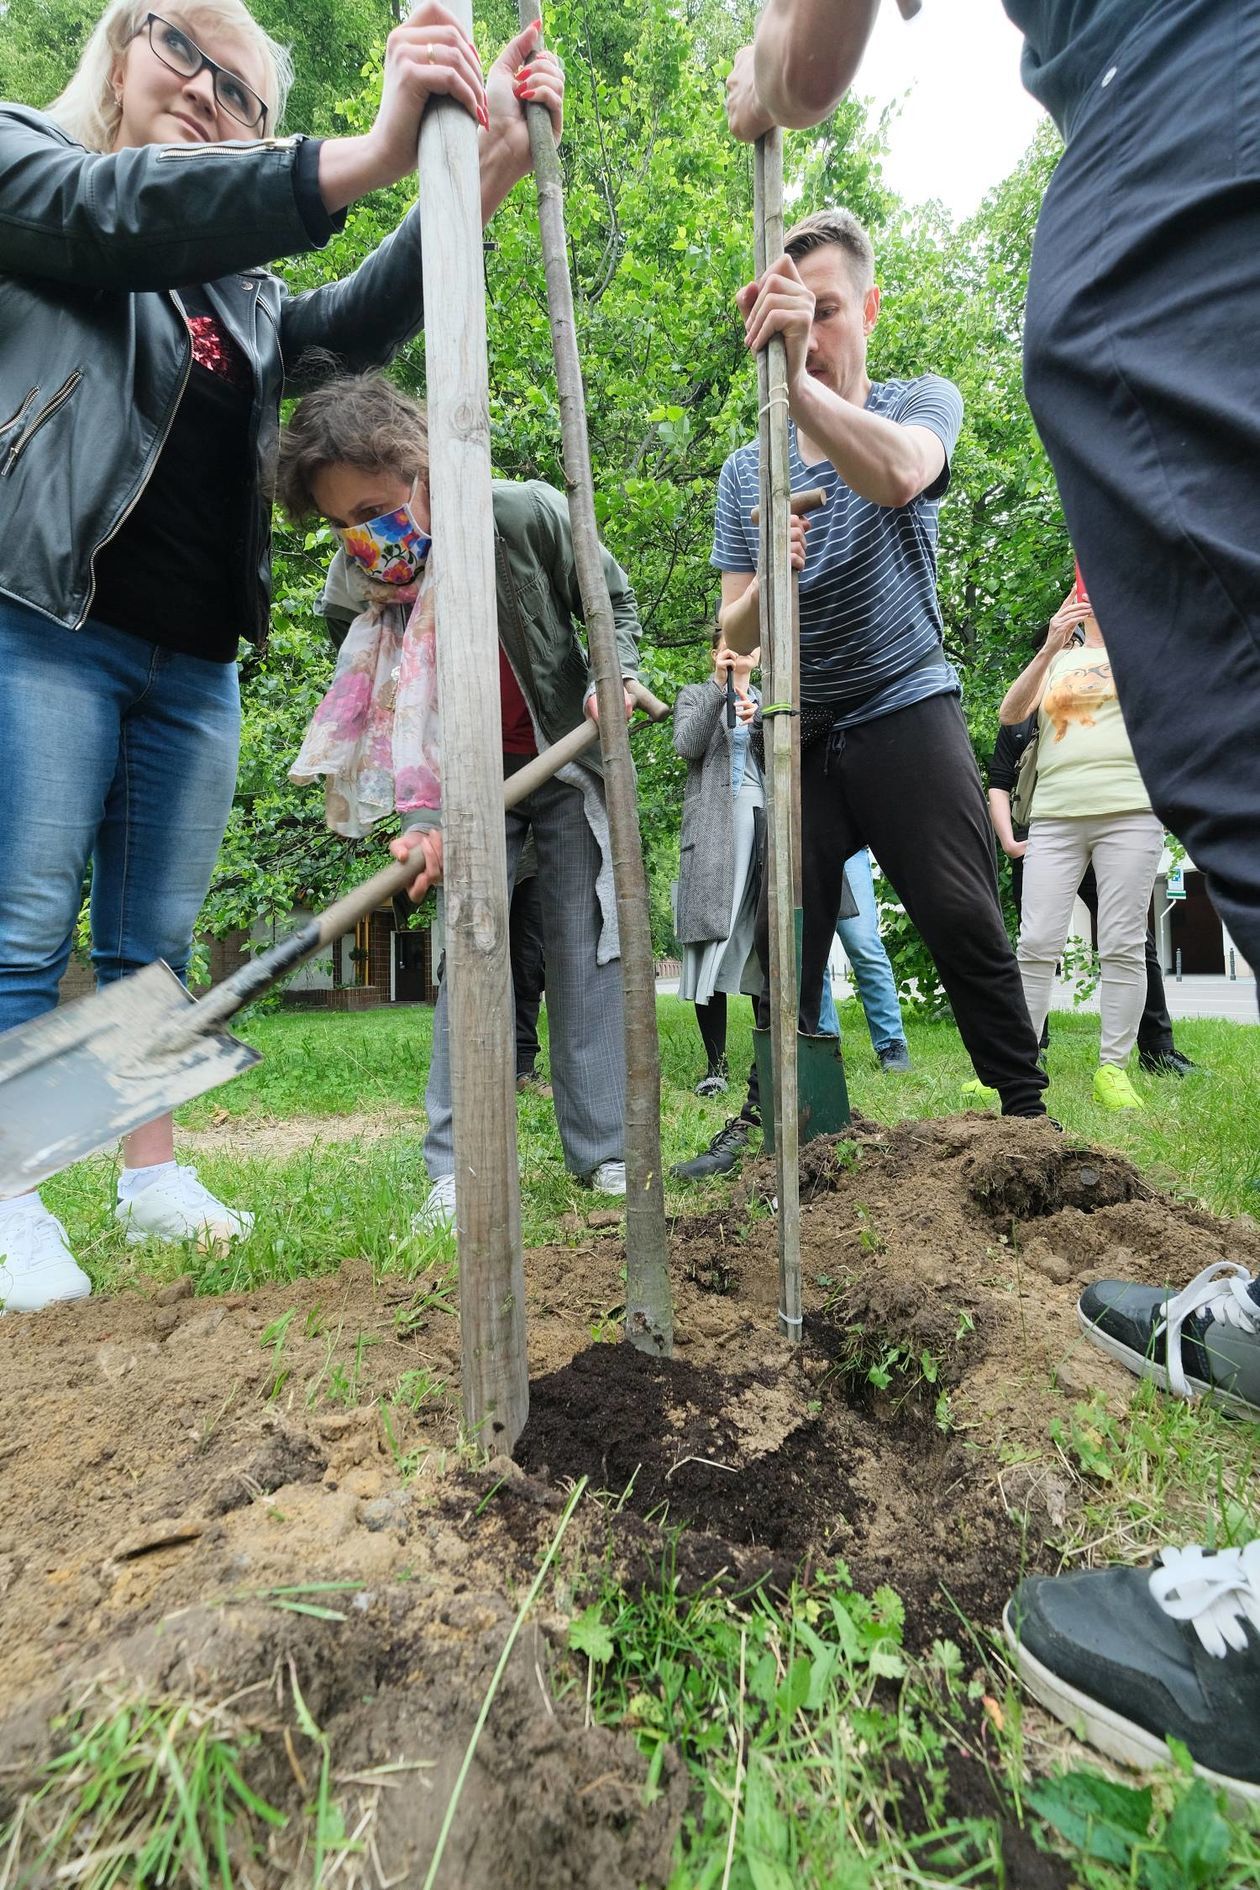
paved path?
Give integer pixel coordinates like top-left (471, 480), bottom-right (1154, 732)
top-left (656, 971), bottom-right (1257, 1026)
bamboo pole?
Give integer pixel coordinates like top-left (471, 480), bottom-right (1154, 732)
top-left (517, 4), bottom-right (673, 1358)
top-left (417, 13), bottom-right (528, 1448)
top-left (754, 131), bottom-right (803, 1345)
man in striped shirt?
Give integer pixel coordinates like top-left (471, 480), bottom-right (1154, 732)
top-left (675, 208), bottom-right (1046, 1177)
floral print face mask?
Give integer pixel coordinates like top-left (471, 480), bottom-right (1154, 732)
top-left (337, 487), bottom-right (431, 588)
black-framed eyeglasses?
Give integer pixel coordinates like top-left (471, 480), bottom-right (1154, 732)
top-left (137, 13), bottom-right (268, 133)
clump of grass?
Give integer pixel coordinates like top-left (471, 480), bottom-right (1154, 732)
top-left (0, 1685), bottom-right (287, 1889)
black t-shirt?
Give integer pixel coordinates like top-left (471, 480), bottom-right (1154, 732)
top-left (91, 288), bottom-right (252, 663)
top-left (1002, 0), bottom-right (1162, 136)
top-left (987, 714), bottom-right (1038, 837)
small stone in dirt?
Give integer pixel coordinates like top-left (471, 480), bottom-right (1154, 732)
top-left (155, 1276), bottom-right (194, 1307)
top-left (1022, 1238), bottom-right (1073, 1285)
top-left (586, 1210), bottom-right (623, 1230)
top-left (360, 1493), bottom-right (410, 1533)
top-left (153, 1307), bottom-right (180, 1336)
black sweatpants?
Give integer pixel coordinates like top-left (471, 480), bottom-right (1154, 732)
top-left (752, 692), bottom-right (1047, 1117)
top-left (1023, 0), bottom-right (1260, 1008)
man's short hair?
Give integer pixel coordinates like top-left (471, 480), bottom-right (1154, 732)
top-left (784, 209), bottom-right (875, 288)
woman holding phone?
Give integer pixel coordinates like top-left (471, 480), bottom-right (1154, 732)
top-left (999, 578), bottom-right (1165, 1110)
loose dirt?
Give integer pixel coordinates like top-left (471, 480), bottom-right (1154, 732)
top-left (2, 1113), bottom-right (1255, 1884)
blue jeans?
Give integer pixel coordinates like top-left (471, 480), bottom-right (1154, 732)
top-left (0, 600), bottom-right (240, 1031)
top-left (817, 850), bottom-right (906, 1052)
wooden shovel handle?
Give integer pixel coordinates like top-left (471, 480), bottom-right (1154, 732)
top-left (749, 485), bottom-right (827, 526)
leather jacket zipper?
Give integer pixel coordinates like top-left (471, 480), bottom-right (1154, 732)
top-left (156, 136), bottom-right (298, 158)
top-left (1, 373), bottom-right (81, 478)
top-left (79, 302), bottom-right (191, 629)
top-left (0, 386), bottom-right (40, 441)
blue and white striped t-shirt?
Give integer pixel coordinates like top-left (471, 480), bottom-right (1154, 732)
top-left (712, 375), bottom-right (964, 726)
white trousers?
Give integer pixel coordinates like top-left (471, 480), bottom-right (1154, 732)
top-left (1017, 811), bottom-right (1165, 1065)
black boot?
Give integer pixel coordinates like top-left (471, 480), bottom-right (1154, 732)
top-left (671, 1117), bottom-right (753, 1181)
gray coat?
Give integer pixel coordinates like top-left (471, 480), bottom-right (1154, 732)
top-left (672, 680), bottom-right (759, 945)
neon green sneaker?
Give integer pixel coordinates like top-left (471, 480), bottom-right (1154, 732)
top-left (961, 1079), bottom-right (1000, 1111)
top-left (1093, 1065), bottom-right (1144, 1111)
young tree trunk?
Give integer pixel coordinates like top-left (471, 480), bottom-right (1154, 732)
top-left (417, 15), bottom-right (529, 1446)
top-left (517, 4), bottom-right (673, 1358)
top-left (754, 131), bottom-right (803, 1345)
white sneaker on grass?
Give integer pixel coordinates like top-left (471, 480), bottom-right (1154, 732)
top-left (115, 1165), bottom-right (253, 1248)
top-left (0, 1198), bottom-right (92, 1312)
top-left (412, 1173), bottom-right (458, 1234)
top-left (585, 1161), bottom-right (627, 1196)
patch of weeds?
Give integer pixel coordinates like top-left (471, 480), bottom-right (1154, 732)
top-left (1029, 1758), bottom-right (1260, 1888)
top-left (834, 1139), bottom-right (861, 1173)
top-left (259, 1308), bottom-right (296, 1402)
top-left (390, 1367), bottom-right (448, 1415)
top-left (0, 1685), bottom-right (286, 1889)
top-left (685, 1252), bottom-right (736, 1296)
top-left (854, 1203), bottom-right (886, 1255)
top-left (589, 1306), bottom-right (624, 1344)
top-left (324, 1331), bottom-right (378, 1408)
top-left (393, 1266), bottom-right (458, 1338)
top-left (1051, 1386), bottom-right (1260, 1554)
top-left (576, 1558), bottom-right (1018, 1889)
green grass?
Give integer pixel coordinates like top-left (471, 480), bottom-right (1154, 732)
top-left (25, 996), bottom-right (1260, 1887)
top-left (40, 994), bottom-right (1257, 1299)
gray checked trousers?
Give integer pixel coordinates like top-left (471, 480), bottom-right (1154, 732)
top-left (423, 766), bottom-right (626, 1180)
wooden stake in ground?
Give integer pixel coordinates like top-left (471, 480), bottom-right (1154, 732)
top-left (517, 5), bottom-right (673, 1358)
top-left (417, 14), bottom-right (528, 1448)
top-left (754, 130), bottom-right (803, 1345)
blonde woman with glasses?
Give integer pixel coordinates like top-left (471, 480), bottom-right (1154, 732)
top-left (0, 0), bottom-right (562, 1311)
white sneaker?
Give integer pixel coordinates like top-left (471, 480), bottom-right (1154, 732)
top-left (412, 1174), bottom-right (457, 1234)
top-left (0, 1198), bottom-right (92, 1312)
top-left (586, 1161), bottom-right (627, 1196)
top-left (115, 1165), bottom-right (254, 1249)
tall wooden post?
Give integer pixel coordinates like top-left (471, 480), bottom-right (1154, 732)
top-left (418, 12), bottom-right (529, 1447)
top-left (517, 4), bottom-right (673, 1357)
top-left (754, 131), bottom-right (803, 1345)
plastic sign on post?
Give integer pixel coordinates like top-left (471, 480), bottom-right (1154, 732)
top-left (1167, 866), bottom-right (1187, 900)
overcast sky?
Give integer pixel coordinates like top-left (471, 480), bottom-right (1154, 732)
top-left (852, 4), bottom-right (1049, 220)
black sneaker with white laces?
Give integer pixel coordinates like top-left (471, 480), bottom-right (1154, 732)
top-left (1005, 1542), bottom-right (1260, 1807)
top-left (671, 1117), bottom-right (752, 1181)
top-left (1078, 1261), bottom-right (1260, 1419)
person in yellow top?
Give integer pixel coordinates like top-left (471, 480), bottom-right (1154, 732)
top-left (999, 582), bottom-right (1165, 1111)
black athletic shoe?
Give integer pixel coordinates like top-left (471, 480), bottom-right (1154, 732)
top-left (1139, 1046), bottom-right (1203, 1077)
top-left (1005, 1544), bottom-right (1260, 1807)
top-left (1078, 1262), bottom-right (1260, 1419)
top-left (877, 1040), bottom-right (912, 1073)
top-left (671, 1117), bottom-right (752, 1181)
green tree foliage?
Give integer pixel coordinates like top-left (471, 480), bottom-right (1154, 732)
top-left (4, 0), bottom-right (1070, 991)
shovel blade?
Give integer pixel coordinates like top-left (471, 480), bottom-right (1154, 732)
top-left (0, 962), bottom-right (260, 1194)
top-left (752, 1028), bottom-right (851, 1155)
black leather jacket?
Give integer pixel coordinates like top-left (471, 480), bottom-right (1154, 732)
top-left (0, 104), bottom-right (427, 645)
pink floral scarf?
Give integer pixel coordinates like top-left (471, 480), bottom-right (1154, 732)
top-left (289, 571), bottom-right (442, 838)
